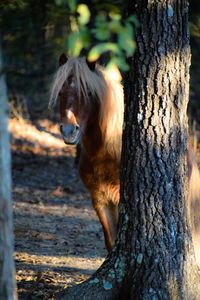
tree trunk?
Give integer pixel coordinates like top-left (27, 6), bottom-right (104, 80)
top-left (0, 38), bottom-right (17, 300)
top-left (119, 0), bottom-right (200, 298)
top-left (59, 1), bottom-right (200, 299)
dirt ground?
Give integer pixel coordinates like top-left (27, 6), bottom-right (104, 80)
top-left (10, 116), bottom-right (200, 300)
top-left (10, 118), bottom-right (106, 299)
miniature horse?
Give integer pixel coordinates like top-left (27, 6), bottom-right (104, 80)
top-left (50, 54), bottom-right (123, 251)
top-left (50, 54), bottom-right (200, 261)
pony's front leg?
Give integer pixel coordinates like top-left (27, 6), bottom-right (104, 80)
top-left (93, 202), bottom-right (118, 251)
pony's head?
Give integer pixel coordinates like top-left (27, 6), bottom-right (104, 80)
top-left (49, 54), bottom-right (106, 145)
top-left (49, 54), bottom-right (124, 160)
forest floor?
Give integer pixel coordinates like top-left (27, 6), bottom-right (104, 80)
top-left (10, 116), bottom-right (200, 300)
top-left (10, 118), bottom-right (106, 300)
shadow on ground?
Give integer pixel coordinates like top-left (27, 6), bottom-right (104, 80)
top-left (11, 118), bottom-right (106, 299)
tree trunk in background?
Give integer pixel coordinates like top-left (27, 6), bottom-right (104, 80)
top-left (59, 1), bottom-right (200, 299)
top-left (0, 38), bottom-right (17, 300)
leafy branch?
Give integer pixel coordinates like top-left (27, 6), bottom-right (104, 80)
top-left (56, 0), bottom-right (138, 71)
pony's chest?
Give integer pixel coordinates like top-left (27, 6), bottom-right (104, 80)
top-left (83, 158), bottom-right (119, 183)
top-left (79, 146), bottom-right (119, 181)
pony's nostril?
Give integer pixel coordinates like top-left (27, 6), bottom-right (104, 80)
top-left (75, 124), bottom-right (80, 130)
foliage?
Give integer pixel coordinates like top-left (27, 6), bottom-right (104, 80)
top-left (0, 0), bottom-right (27, 11)
top-left (57, 0), bottom-right (138, 71)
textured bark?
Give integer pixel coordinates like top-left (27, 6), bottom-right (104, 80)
top-left (59, 1), bottom-right (200, 299)
top-left (0, 39), bottom-right (17, 300)
top-left (120, 0), bottom-right (200, 298)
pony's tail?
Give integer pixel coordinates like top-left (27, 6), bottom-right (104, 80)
top-left (188, 146), bottom-right (200, 266)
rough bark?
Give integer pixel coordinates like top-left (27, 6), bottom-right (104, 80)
top-left (120, 1), bottom-right (200, 298)
top-left (0, 39), bottom-right (17, 300)
top-left (58, 1), bottom-right (200, 299)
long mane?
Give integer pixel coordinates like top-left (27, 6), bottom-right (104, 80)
top-left (49, 57), bottom-right (124, 161)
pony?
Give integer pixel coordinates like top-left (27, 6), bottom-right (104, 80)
top-left (50, 54), bottom-right (123, 251)
top-left (50, 54), bottom-right (200, 260)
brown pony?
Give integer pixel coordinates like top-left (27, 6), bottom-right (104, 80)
top-left (50, 54), bottom-right (123, 251)
top-left (50, 54), bottom-right (200, 262)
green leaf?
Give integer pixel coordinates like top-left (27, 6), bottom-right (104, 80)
top-left (95, 13), bottom-right (107, 25)
top-left (125, 22), bottom-right (134, 37)
top-left (68, 0), bottom-right (77, 13)
top-left (80, 26), bottom-right (91, 47)
top-left (77, 4), bottom-right (90, 25)
top-left (67, 32), bottom-right (83, 57)
top-left (118, 27), bottom-right (136, 57)
top-left (127, 15), bottom-right (139, 27)
top-left (92, 24), bottom-right (111, 41)
top-left (109, 12), bottom-right (121, 21)
top-left (109, 20), bottom-right (122, 33)
top-left (88, 43), bottom-right (121, 61)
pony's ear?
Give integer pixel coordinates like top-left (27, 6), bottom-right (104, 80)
top-left (86, 58), bottom-right (96, 71)
top-left (59, 53), bottom-right (68, 66)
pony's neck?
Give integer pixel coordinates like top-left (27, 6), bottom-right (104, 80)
top-left (81, 111), bottom-right (103, 157)
top-left (80, 68), bottom-right (123, 162)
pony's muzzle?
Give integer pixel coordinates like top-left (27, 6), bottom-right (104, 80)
top-left (60, 123), bottom-right (80, 145)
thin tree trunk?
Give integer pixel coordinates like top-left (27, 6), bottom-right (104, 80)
top-left (59, 1), bottom-right (200, 299)
top-left (0, 38), bottom-right (17, 300)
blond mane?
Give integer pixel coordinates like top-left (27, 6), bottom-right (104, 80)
top-left (49, 57), bottom-right (124, 160)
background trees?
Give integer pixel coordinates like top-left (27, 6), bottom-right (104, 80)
top-left (0, 0), bottom-right (70, 117)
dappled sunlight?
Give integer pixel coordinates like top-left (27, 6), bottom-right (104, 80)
top-left (9, 118), bottom-right (75, 157)
top-left (15, 252), bottom-right (104, 296)
top-left (105, 65), bottom-right (122, 82)
top-left (15, 252), bottom-right (104, 271)
top-left (11, 116), bottom-right (107, 297)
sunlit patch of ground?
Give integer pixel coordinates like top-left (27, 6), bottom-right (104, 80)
top-left (15, 252), bottom-right (104, 299)
top-left (9, 118), bottom-right (74, 156)
top-left (11, 117), bottom-right (106, 299)
top-left (15, 253), bottom-right (103, 271)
